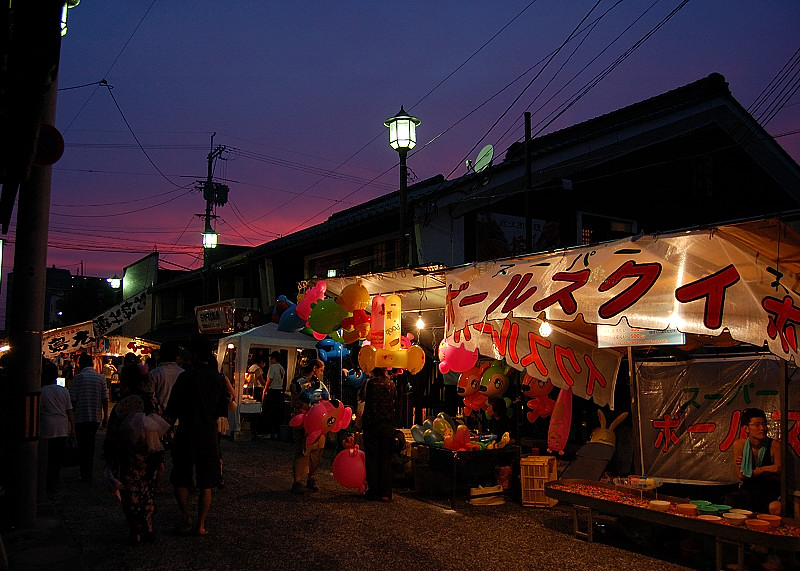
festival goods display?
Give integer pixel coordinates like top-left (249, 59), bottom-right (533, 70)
top-left (520, 374), bottom-right (556, 423)
top-left (289, 399), bottom-right (353, 446)
top-left (332, 444), bottom-right (367, 493)
top-left (410, 412), bottom-right (510, 451)
top-left (547, 388), bottom-right (573, 454)
top-left (358, 294), bottom-right (425, 374)
top-left (477, 360), bottom-right (511, 399)
top-left (336, 282), bottom-right (371, 344)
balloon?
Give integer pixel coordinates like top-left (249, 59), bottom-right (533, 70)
top-left (332, 445), bottom-right (367, 493)
top-left (410, 424), bottom-right (426, 443)
top-left (277, 306), bottom-right (305, 332)
top-left (432, 417), bottom-right (453, 438)
top-left (369, 295), bottom-right (385, 348)
top-left (296, 281), bottom-right (327, 321)
top-left (358, 343), bottom-right (425, 375)
top-left (547, 388), bottom-right (573, 455)
top-left (336, 282), bottom-right (370, 312)
top-left (521, 374), bottom-right (556, 423)
top-left (457, 365), bottom-right (483, 397)
top-left (290, 399), bottom-right (353, 446)
top-left (423, 429), bottom-right (443, 446)
top-left (436, 412), bottom-right (457, 433)
top-left (344, 368), bottom-right (367, 388)
top-left (478, 361), bottom-right (510, 398)
top-left (383, 295), bottom-right (402, 349)
top-left (308, 298), bottom-right (348, 335)
top-left (272, 295), bottom-right (292, 324)
top-left (316, 337), bottom-right (350, 363)
top-left (437, 341), bottom-right (479, 374)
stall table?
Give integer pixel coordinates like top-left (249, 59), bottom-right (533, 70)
top-left (417, 445), bottom-right (520, 509)
top-left (545, 479), bottom-right (800, 570)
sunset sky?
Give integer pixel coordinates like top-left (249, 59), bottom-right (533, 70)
top-left (2, 1), bottom-right (799, 326)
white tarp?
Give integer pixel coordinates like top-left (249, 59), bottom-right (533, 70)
top-left (216, 322), bottom-right (318, 432)
top-left (445, 220), bottom-right (800, 406)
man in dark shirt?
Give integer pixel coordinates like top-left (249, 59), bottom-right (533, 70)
top-left (358, 367), bottom-right (396, 501)
top-left (165, 337), bottom-right (228, 536)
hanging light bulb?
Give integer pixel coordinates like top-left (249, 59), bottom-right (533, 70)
top-left (416, 312), bottom-right (425, 330)
top-left (539, 320), bottom-right (552, 337)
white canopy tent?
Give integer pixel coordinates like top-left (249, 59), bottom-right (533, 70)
top-left (216, 322), bottom-right (318, 432)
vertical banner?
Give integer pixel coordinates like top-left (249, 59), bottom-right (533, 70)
top-left (637, 355), bottom-right (799, 487)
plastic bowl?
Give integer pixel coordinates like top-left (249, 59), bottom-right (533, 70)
top-left (713, 504), bottom-right (732, 513)
top-left (649, 500), bottom-right (670, 512)
top-left (757, 514), bottom-right (782, 528)
top-left (697, 514), bottom-right (722, 522)
top-left (723, 512), bottom-right (747, 526)
top-left (729, 508), bottom-right (752, 517)
top-left (690, 500), bottom-right (712, 507)
top-left (745, 518), bottom-right (771, 532)
top-left (676, 503), bottom-right (698, 516)
top-left (698, 506), bottom-right (719, 515)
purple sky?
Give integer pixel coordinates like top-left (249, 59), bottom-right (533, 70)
top-left (2, 1), bottom-right (800, 326)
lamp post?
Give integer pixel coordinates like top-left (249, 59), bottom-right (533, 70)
top-left (106, 274), bottom-right (121, 290)
top-left (385, 106), bottom-right (419, 268)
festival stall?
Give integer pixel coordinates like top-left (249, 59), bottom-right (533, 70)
top-left (443, 216), bottom-right (800, 499)
top-left (216, 322), bottom-right (318, 432)
top-left (324, 216), bottom-right (799, 508)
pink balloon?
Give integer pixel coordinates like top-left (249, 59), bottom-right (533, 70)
top-left (292, 399), bottom-right (353, 446)
top-left (296, 281), bottom-right (327, 321)
top-left (438, 342), bottom-right (479, 374)
top-left (332, 445), bottom-right (367, 493)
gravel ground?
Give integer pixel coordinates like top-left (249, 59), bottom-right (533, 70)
top-left (4, 433), bottom-right (715, 571)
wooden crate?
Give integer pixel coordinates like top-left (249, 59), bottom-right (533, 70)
top-left (520, 455), bottom-right (557, 507)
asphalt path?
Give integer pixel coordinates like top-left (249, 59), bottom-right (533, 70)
top-left (5, 433), bottom-right (712, 571)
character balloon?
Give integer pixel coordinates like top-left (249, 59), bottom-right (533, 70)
top-left (521, 374), bottom-right (556, 423)
top-left (438, 340), bottom-right (479, 374)
top-left (547, 388), bottom-right (573, 455)
top-left (289, 399), bottom-right (352, 446)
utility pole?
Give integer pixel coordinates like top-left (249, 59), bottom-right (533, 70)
top-left (197, 135), bottom-right (228, 304)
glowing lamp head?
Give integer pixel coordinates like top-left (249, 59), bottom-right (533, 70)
top-left (202, 229), bottom-right (218, 249)
top-left (384, 106), bottom-right (420, 152)
top-left (539, 321), bottom-right (552, 337)
top-left (106, 275), bottom-right (121, 289)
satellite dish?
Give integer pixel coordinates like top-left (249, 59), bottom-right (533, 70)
top-left (474, 144), bottom-right (494, 173)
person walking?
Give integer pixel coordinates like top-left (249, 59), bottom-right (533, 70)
top-left (358, 367), bottom-right (396, 501)
top-left (70, 352), bottom-right (109, 483)
top-left (261, 351), bottom-right (286, 439)
top-left (164, 337), bottom-right (229, 536)
top-left (102, 364), bottom-right (170, 545)
top-left (289, 359), bottom-right (328, 494)
top-left (148, 341), bottom-right (183, 410)
top-left (40, 359), bottom-right (75, 498)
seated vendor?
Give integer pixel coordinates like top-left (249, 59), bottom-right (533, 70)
top-left (724, 407), bottom-right (781, 515)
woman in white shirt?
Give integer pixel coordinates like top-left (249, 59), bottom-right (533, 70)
top-left (41, 360), bottom-right (75, 496)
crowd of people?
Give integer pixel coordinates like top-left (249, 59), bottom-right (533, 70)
top-left (41, 345), bottom-right (786, 547)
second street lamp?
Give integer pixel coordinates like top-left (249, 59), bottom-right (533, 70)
top-left (385, 106), bottom-right (420, 268)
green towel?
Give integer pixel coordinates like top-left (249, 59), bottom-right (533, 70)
top-left (740, 438), bottom-right (766, 477)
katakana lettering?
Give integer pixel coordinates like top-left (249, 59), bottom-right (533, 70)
top-left (598, 261), bottom-right (661, 319)
top-left (675, 264), bottom-right (740, 329)
top-left (520, 331), bottom-right (551, 376)
top-left (486, 273), bottom-right (538, 314)
top-left (532, 269), bottom-right (591, 314)
top-left (762, 295), bottom-right (800, 354)
top-left (680, 387), bottom-right (701, 410)
top-left (553, 345), bottom-right (580, 387)
top-left (726, 382), bottom-right (754, 405)
top-left (653, 413), bottom-right (681, 452)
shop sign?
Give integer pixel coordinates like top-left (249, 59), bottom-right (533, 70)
top-left (196, 302), bottom-right (234, 334)
top-left (597, 322), bottom-right (685, 348)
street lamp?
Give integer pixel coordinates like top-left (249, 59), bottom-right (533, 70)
top-left (106, 275), bottom-right (121, 289)
top-left (202, 222), bottom-right (218, 249)
top-left (385, 106), bottom-right (420, 268)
